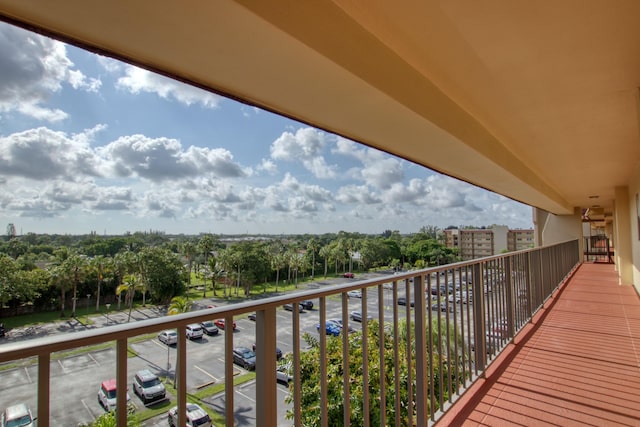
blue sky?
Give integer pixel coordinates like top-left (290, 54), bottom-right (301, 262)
top-left (0, 22), bottom-right (533, 236)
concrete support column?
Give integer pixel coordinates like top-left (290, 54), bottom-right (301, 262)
top-left (614, 186), bottom-right (633, 284)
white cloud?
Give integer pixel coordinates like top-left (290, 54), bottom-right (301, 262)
top-left (334, 137), bottom-right (404, 189)
top-left (116, 66), bottom-right (221, 108)
top-left (0, 127), bottom-right (101, 180)
top-left (270, 127), bottom-right (338, 179)
top-left (0, 23), bottom-right (101, 122)
top-left (97, 135), bottom-right (248, 182)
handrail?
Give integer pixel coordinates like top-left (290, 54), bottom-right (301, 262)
top-left (0, 239), bottom-right (580, 426)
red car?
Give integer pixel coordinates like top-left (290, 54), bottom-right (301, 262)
top-left (343, 272), bottom-right (354, 278)
top-left (214, 318), bottom-right (237, 330)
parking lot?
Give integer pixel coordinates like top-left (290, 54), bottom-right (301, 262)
top-left (0, 274), bottom-right (384, 424)
top-left (0, 272), bottom-right (466, 426)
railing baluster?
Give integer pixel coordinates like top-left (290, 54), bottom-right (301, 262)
top-left (177, 327), bottom-right (187, 427)
top-left (292, 303), bottom-right (302, 426)
top-left (414, 275), bottom-right (427, 425)
top-left (377, 284), bottom-right (386, 427)
top-left (362, 289), bottom-right (370, 427)
top-left (116, 338), bottom-right (127, 427)
top-left (341, 293), bottom-right (350, 426)
top-left (37, 353), bottom-right (49, 427)
top-left (256, 307), bottom-right (277, 427)
top-left (393, 281), bottom-right (401, 427)
top-left (225, 314), bottom-right (234, 427)
top-left (319, 296), bottom-right (328, 427)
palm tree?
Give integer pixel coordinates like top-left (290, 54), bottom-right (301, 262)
top-left (271, 253), bottom-right (286, 292)
top-left (63, 253), bottom-right (88, 318)
top-left (319, 245), bottom-right (331, 278)
top-left (198, 234), bottom-right (216, 277)
top-left (89, 255), bottom-right (111, 312)
top-left (181, 241), bottom-right (196, 288)
top-left (168, 295), bottom-right (192, 315)
top-left (116, 273), bottom-right (144, 322)
top-left (306, 238), bottom-right (319, 278)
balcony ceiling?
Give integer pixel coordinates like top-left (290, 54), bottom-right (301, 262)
top-left (1, 1), bottom-right (638, 219)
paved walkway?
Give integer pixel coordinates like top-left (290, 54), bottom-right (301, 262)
top-left (437, 262), bottom-right (640, 426)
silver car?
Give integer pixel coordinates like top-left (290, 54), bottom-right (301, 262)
top-left (1, 403), bottom-right (35, 427)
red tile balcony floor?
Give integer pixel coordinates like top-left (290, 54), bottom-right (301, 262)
top-left (437, 262), bottom-right (640, 426)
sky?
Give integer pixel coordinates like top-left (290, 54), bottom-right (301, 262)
top-left (0, 22), bottom-right (534, 236)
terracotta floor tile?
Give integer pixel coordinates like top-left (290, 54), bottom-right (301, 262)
top-left (437, 263), bottom-right (640, 427)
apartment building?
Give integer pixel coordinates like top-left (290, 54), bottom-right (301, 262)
top-left (444, 226), bottom-right (534, 260)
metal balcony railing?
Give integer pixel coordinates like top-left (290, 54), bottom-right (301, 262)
top-left (0, 240), bottom-right (580, 426)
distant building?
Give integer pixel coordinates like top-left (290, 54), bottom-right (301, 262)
top-left (444, 226), bottom-right (534, 260)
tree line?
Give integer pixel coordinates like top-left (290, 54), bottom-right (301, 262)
top-left (0, 227), bottom-right (460, 317)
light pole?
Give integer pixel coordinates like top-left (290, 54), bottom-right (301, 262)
top-left (105, 303), bottom-right (111, 324)
top-left (86, 294), bottom-right (91, 317)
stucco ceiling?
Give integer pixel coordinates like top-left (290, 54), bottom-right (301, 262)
top-left (1, 0), bottom-right (638, 221)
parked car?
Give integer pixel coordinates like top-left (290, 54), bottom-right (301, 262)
top-left (397, 297), bottom-right (415, 307)
top-left (232, 347), bottom-right (256, 370)
top-left (347, 290), bottom-right (362, 298)
top-left (328, 319), bottom-right (355, 333)
top-left (97, 378), bottom-right (131, 412)
top-left (158, 330), bottom-right (178, 346)
top-left (247, 312), bottom-right (257, 321)
top-left (214, 319), bottom-right (236, 330)
top-left (350, 311), bottom-right (372, 322)
top-left (252, 343), bottom-right (283, 360)
top-left (276, 364), bottom-right (293, 384)
top-left (186, 323), bottom-right (204, 340)
top-left (168, 403), bottom-right (212, 427)
top-left (431, 302), bottom-right (453, 313)
top-left (283, 303), bottom-right (303, 312)
top-left (133, 369), bottom-right (166, 404)
top-left (343, 272), bottom-right (355, 278)
top-left (316, 321), bottom-right (341, 336)
top-left (199, 320), bottom-right (219, 336)
top-left (299, 300), bottom-right (314, 310)
top-left (1, 403), bottom-right (35, 427)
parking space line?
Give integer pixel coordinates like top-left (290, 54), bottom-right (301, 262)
top-left (57, 359), bottom-right (67, 373)
top-left (80, 399), bottom-right (95, 419)
top-left (236, 390), bottom-right (255, 403)
top-left (24, 366), bottom-right (32, 383)
top-left (276, 387), bottom-right (291, 397)
top-left (88, 352), bottom-right (100, 366)
top-left (194, 365), bottom-right (218, 382)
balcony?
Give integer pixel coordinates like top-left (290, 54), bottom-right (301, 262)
top-left (6, 240), bottom-right (637, 426)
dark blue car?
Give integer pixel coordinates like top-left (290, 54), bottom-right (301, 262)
top-left (316, 321), bottom-right (341, 336)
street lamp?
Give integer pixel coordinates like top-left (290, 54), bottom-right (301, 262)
top-left (86, 294), bottom-right (91, 317)
top-left (105, 303), bottom-right (111, 324)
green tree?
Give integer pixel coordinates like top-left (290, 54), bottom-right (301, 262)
top-left (140, 247), bottom-right (186, 304)
top-left (287, 318), bottom-right (468, 425)
top-left (116, 273), bottom-right (144, 322)
top-left (60, 252), bottom-right (88, 317)
top-left (319, 245), bottom-right (331, 278)
top-left (168, 295), bottom-right (192, 314)
top-left (0, 253), bottom-right (18, 309)
top-left (181, 241), bottom-right (197, 288)
top-left (306, 238), bottom-right (319, 278)
top-left (89, 255), bottom-right (111, 312)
